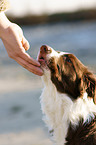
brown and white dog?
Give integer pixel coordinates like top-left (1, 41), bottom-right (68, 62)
top-left (37, 45), bottom-right (96, 145)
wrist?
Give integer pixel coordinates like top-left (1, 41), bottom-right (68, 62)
top-left (0, 12), bottom-right (11, 39)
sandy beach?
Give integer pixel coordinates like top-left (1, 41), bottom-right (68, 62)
top-left (0, 65), bottom-right (53, 145)
top-left (0, 129), bottom-right (52, 145)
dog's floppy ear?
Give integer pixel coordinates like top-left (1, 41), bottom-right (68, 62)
top-left (94, 83), bottom-right (96, 104)
top-left (83, 71), bottom-right (96, 104)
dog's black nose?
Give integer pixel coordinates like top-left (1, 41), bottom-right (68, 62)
top-left (40, 45), bottom-right (52, 54)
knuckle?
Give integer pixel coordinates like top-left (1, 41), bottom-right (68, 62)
top-left (8, 52), bottom-right (19, 59)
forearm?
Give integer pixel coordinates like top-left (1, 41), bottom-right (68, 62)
top-left (0, 12), bottom-right (11, 39)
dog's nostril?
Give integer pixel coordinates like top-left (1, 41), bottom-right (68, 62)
top-left (44, 47), bottom-right (47, 52)
top-left (40, 45), bottom-right (51, 54)
top-left (40, 45), bottom-right (48, 52)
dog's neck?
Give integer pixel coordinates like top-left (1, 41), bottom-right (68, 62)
top-left (40, 73), bottom-right (96, 145)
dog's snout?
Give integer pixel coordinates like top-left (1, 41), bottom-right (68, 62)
top-left (40, 45), bottom-right (48, 52)
top-left (40, 45), bottom-right (52, 54)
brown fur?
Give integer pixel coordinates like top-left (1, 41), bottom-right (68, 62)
top-left (66, 117), bottom-right (96, 145)
top-left (48, 53), bottom-right (96, 103)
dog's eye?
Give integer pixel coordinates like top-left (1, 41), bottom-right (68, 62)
top-left (66, 57), bottom-right (71, 63)
top-left (64, 56), bottom-right (72, 64)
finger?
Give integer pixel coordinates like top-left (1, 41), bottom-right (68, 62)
top-left (15, 57), bottom-right (43, 76)
top-left (22, 36), bottom-right (30, 51)
top-left (13, 34), bottom-right (40, 67)
top-left (17, 60), bottom-right (43, 76)
top-left (19, 50), bottom-right (41, 67)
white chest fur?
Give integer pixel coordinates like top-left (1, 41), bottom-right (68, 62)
top-left (40, 74), bottom-right (73, 145)
top-left (40, 73), bottom-right (96, 145)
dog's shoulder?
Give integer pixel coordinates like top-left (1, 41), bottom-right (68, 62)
top-left (66, 117), bottom-right (96, 145)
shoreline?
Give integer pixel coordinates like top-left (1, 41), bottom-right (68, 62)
top-left (7, 9), bottom-right (96, 25)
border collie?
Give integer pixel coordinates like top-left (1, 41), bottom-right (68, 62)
top-left (37, 45), bottom-right (96, 145)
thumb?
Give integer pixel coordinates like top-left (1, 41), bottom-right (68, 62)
top-left (22, 36), bottom-right (30, 51)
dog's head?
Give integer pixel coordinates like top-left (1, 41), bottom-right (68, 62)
top-left (38, 45), bottom-right (96, 103)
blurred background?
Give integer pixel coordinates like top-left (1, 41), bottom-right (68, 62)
top-left (0, 0), bottom-right (96, 144)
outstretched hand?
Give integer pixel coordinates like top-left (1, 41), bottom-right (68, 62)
top-left (0, 14), bottom-right (43, 76)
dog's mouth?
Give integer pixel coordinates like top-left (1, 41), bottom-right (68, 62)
top-left (37, 45), bottom-right (52, 68)
top-left (37, 55), bottom-right (48, 73)
top-left (38, 55), bottom-right (48, 69)
top-left (38, 54), bottom-right (46, 64)
top-left (38, 56), bottom-right (45, 62)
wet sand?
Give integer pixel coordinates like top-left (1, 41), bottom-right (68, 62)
top-left (0, 129), bottom-right (52, 145)
top-left (0, 66), bottom-right (52, 145)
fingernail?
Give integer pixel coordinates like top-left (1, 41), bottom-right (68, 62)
top-left (38, 69), bottom-right (44, 76)
top-left (32, 59), bottom-right (40, 66)
top-left (36, 61), bottom-right (41, 66)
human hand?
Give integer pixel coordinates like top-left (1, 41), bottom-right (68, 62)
top-left (1, 22), bottom-right (43, 76)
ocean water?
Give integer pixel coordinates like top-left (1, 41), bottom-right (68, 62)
top-left (0, 21), bottom-right (96, 144)
top-left (24, 21), bottom-right (96, 67)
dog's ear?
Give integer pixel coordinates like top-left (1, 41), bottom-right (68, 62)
top-left (83, 71), bottom-right (96, 104)
top-left (94, 84), bottom-right (96, 104)
top-left (94, 80), bottom-right (96, 104)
